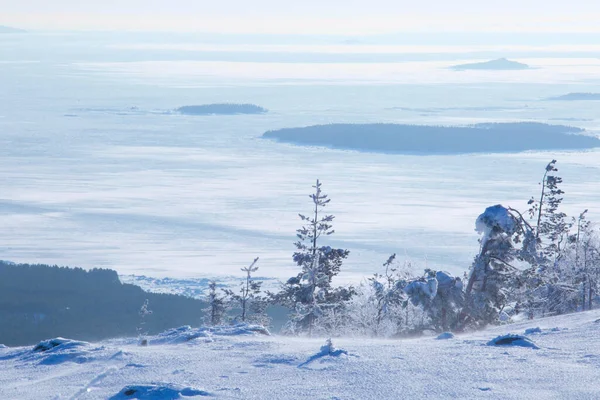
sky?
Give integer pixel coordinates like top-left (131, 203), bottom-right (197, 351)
top-left (0, 0), bottom-right (599, 34)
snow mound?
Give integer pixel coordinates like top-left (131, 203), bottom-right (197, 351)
top-left (109, 384), bottom-right (212, 399)
top-left (33, 337), bottom-right (88, 352)
top-left (151, 326), bottom-right (211, 345)
top-left (299, 339), bottom-right (349, 368)
top-left (524, 327), bottom-right (542, 335)
top-left (151, 324), bottom-right (270, 345)
top-left (25, 337), bottom-right (100, 365)
top-left (487, 334), bottom-right (539, 349)
top-left (209, 323), bottom-right (270, 336)
top-left (436, 332), bottom-right (455, 340)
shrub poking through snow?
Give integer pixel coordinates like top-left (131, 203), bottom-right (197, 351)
top-left (487, 334), bottom-right (539, 349)
top-left (298, 338), bottom-right (348, 367)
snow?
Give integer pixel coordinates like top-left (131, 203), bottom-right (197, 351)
top-left (2, 310), bottom-right (600, 399)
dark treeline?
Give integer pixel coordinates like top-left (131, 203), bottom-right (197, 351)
top-left (263, 122), bottom-right (599, 154)
top-left (0, 261), bottom-right (207, 346)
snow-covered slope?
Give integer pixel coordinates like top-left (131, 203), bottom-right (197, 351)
top-left (1, 311), bottom-right (599, 399)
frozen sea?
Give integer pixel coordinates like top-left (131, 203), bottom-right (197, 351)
top-left (1, 32), bottom-right (599, 285)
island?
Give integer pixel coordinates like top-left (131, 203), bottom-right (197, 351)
top-left (546, 93), bottom-right (600, 101)
top-left (450, 58), bottom-right (530, 71)
top-left (0, 25), bottom-right (26, 33)
top-left (176, 104), bottom-right (268, 115)
top-left (263, 122), bottom-right (599, 155)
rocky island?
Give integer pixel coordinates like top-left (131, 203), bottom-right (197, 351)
top-left (450, 58), bottom-right (530, 71)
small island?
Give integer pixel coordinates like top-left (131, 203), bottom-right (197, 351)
top-left (263, 122), bottom-right (599, 155)
top-left (450, 58), bottom-right (530, 71)
top-left (546, 93), bottom-right (600, 101)
top-left (0, 25), bottom-right (26, 34)
top-left (176, 104), bottom-right (268, 116)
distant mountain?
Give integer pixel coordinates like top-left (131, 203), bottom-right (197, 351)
top-left (176, 104), bottom-right (268, 116)
top-left (546, 93), bottom-right (600, 101)
top-left (0, 26), bottom-right (26, 33)
top-left (450, 58), bottom-right (529, 71)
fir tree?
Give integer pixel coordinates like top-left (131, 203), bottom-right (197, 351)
top-left (205, 281), bottom-right (228, 326)
top-left (527, 160), bottom-right (570, 264)
top-left (272, 180), bottom-right (352, 336)
top-left (224, 257), bottom-right (269, 325)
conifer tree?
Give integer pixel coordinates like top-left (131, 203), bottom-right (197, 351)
top-left (527, 160), bottom-right (570, 264)
top-left (224, 257), bottom-right (269, 324)
top-left (272, 180), bottom-right (352, 335)
top-left (206, 281), bottom-right (228, 326)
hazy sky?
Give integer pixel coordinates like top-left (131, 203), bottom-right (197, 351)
top-left (1, 0), bottom-right (598, 34)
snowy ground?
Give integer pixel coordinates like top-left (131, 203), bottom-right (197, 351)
top-left (2, 310), bottom-right (600, 399)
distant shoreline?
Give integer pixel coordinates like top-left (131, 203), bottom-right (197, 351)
top-left (545, 93), bottom-right (600, 101)
top-left (0, 26), bottom-right (26, 34)
top-left (177, 104), bottom-right (268, 115)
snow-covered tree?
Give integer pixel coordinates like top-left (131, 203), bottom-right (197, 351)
top-left (463, 205), bottom-right (528, 327)
top-left (527, 160), bottom-right (570, 265)
top-left (570, 213), bottom-right (599, 311)
top-left (205, 281), bottom-right (228, 326)
top-left (224, 257), bottom-right (269, 325)
top-left (427, 270), bottom-right (464, 332)
top-left (368, 254), bottom-right (408, 335)
top-left (272, 180), bottom-right (352, 336)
